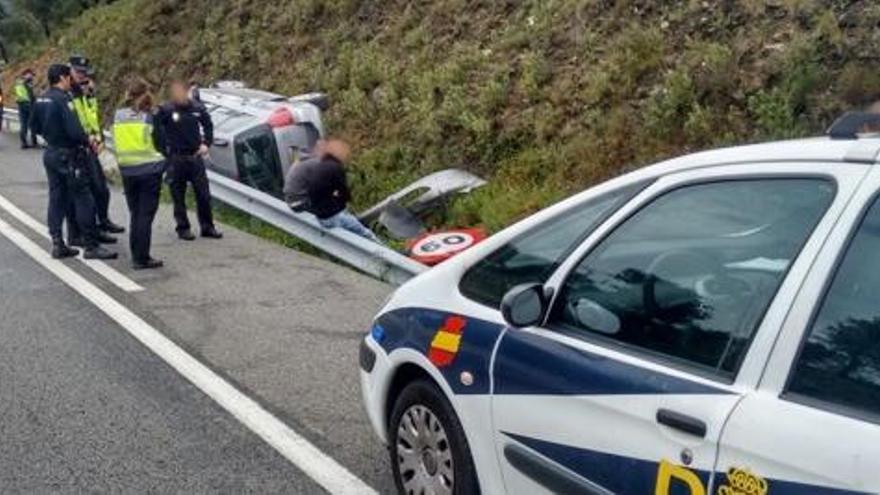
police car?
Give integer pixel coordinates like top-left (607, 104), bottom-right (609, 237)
top-left (359, 113), bottom-right (880, 495)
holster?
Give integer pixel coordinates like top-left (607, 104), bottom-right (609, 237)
top-left (165, 153), bottom-right (199, 184)
top-left (60, 147), bottom-right (91, 187)
top-left (164, 160), bottom-right (176, 185)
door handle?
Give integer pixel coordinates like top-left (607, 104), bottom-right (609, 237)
top-left (656, 408), bottom-right (707, 438)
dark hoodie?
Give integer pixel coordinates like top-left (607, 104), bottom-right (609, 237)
top-left (283, 155), bottom-right (351, 220)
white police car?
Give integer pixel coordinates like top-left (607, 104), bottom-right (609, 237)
top-left (360, 113), bottom-right (880, 495)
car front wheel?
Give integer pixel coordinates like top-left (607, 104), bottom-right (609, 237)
top-left (389, 379), bottom-right (480, 495)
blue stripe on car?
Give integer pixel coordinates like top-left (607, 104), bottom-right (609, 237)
top-left (505, 433), bottom-right (869, 495)
top-left (375, 307), bottom-right (503, 395)
top-left (494, 328), bottom-right (731, 395)
top-left (376, 307), bottom-right (731, 396)
top-left (505, 432), bottom-right (706, 494)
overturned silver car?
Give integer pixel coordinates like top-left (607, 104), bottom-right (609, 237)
top-left (201, 81), bottom-right (487, 245)
top-left (200, 81), bottom-right (328, 197)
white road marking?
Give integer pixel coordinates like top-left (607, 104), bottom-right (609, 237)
top-left (0, 216), bottom-right (377, 495)
top-left (0, 192), bottom-right (144, 292)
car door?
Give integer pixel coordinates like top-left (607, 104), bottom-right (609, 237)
top-left (714, 166), bottom-right (880, 495)
top-left (490, 163), bottom-right (868, 495)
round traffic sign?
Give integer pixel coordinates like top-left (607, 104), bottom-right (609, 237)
top-left (409, 228), bottom-right (487, 265)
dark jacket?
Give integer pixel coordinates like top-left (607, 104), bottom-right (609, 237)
top-left (154, 100), bottom-right (213, 156)
top-left (283, 156), bottom-right (351, 220)
top-left (30, 87), bottom-right (89, 149)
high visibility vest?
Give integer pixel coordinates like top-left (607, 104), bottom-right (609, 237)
top-left (112, 108), bottom-right (164, 167)
top-left (14, 80), bottom-right (30, 103)
top-left (72, 95), bottom-right (101, 136)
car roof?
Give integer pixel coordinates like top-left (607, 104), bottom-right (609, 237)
top-left (624, 135), bottom-right (880, 180)
top-left (520, 135), bottom-right (880, 231)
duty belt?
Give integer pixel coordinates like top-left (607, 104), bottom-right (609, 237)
top-left (169, 152), bottom-right (200, 160)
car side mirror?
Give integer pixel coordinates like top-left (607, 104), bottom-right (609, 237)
top-left (501, 283), bottom-right (549, 328)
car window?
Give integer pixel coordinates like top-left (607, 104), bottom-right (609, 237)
top-left (459, 184), bottom-right (645, 308)
top-left (787, 195), bottom-right (880, 419)
top-left (235, 129), bottom-right (284, 196)
top-left (550, 179), bottom-right (834, 378)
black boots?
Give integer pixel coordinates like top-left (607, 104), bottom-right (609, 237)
top-left (83, 246), bottom-right (118, 260)
top-left (96, 231), bottom-right (118, 244)
top-left (132, 258), bottom-right (163, 270)
top-left (100, 220), bottom-right (125, 234)
top-left (70, 233), bottom-right (117, 246)
top-left (51, 239), bottom-right (79, 259)
top-left (179, 228), bottom-right (222, 240)
top-left (201, 228), bottom-right (223, 239)
top-left (59, 239), bottom-right (117, 260)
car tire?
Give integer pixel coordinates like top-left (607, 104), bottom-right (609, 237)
top-left (389, 378), bottom-right (480, 495)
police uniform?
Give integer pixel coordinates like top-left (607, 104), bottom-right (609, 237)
top-left (154, 99), bottom-right (222, 239)
top-left (112, 107), bottom-right (165, 269)
top-left (30, 71), bottom-right (116, 260)
top-left (69, 55), bottom-right (124, 235)
top-left (14, 74), bottom-right (37, 148)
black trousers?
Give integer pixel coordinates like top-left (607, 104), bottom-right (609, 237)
top-left (122, 172), bottom-right (162, 263)
top-left (43, 148), bottom-right (97, 248)
top-left (88, 150), bottom-right (112, 225)
top-left (18, 103), bottom-right (36, 147)
top-left (168, 155), bottom-right (214, 233)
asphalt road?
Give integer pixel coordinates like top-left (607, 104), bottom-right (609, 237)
top-left (0, 132), bottom-right (397, 493)
top-left (0, 233), bottom-right (321, 493)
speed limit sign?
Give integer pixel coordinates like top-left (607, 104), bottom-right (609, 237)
top-left (409, 228), bottom-right (487, 265)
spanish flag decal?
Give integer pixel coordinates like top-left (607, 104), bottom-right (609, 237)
top-left (427, 316), bottom-right (466, 367)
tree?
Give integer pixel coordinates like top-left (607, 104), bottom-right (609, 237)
top-left (0, 0), bottom-right (117, 62)
top-left (10, 0), bottom-right (115, 39)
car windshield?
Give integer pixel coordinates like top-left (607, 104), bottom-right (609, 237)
top-left (235, 130), bottom-right (283, 196)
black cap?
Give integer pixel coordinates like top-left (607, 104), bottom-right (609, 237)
top-left (69, 54), bottom-right (93, 76)
top-left (47, 64), bottom-right (71, 84)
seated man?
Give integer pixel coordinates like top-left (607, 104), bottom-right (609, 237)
top-left (283, 139), bottom-right (380, 242)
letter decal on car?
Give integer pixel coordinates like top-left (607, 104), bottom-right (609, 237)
top-left (655, 460), bottom-right (706, 495)
top-left (427, 316), bottom-right (466, 367)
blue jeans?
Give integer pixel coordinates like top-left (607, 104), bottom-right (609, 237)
top-left (319, 209), bottom-right (381, 243)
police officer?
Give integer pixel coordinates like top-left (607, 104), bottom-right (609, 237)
top-left (30, 64), bottom-right (116, 260)
top-left (14, 68), bottom-right (37, 149)
top-left (112, 79), bottom-right (165, 270)
top-left (155, 80), bottom-right (222, 240)
top-left (69, 54), bottom-right (125, 238)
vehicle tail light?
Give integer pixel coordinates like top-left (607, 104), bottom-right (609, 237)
top-left (267, 107), bottom-right (295, 128)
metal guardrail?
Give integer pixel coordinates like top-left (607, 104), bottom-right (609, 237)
top-left (207, 171), bottom-right (426, 285)
top-left (3, 107), bottom-right (428, 285)
top-left (2, 106), bottom-right (22, 133)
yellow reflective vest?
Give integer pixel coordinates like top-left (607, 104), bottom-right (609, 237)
top-left (72, 95), bottom-right (101, 137)
top-left (14, 80), bottom-right (30, 104)
top-left (112, 108), bottom-right (165, 175)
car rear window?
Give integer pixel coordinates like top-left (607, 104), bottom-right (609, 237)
top-left (786, 194), bottom-right (880, 421)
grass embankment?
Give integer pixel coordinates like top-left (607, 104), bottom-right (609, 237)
top-left (6, 0), bottom-right (880, 234)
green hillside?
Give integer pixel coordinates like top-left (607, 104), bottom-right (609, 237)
top-left (7, 0), bottom-right (880, 230)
